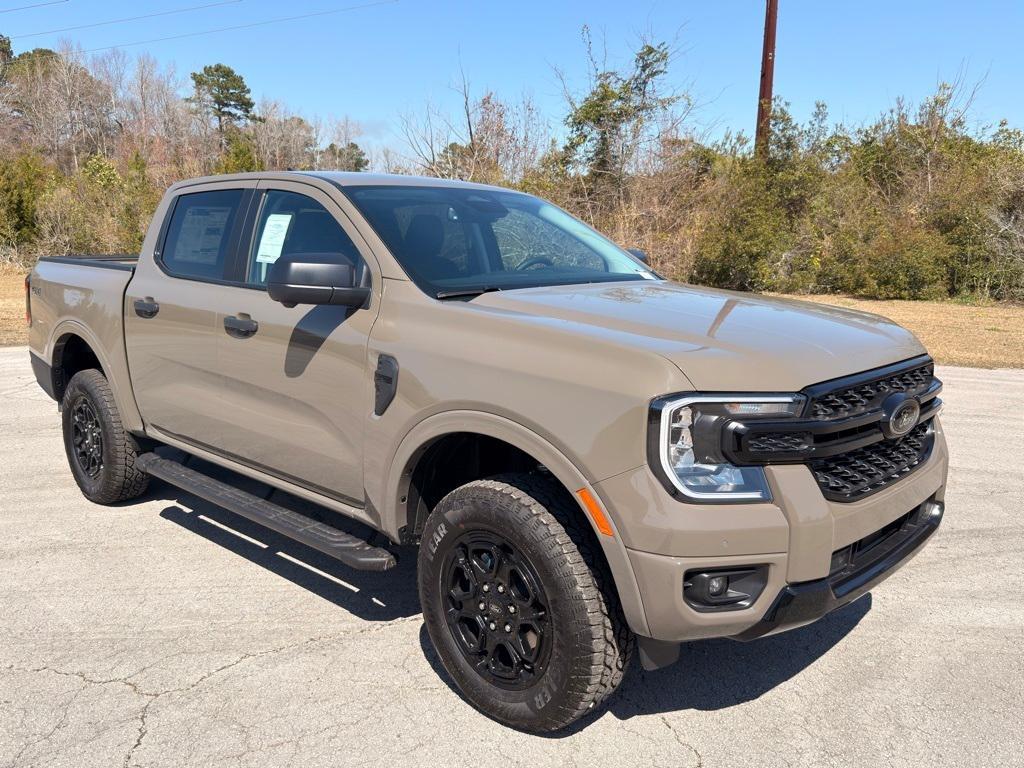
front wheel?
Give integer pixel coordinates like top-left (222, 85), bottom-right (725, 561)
top-left (417, 474), bottom-right (633, 732)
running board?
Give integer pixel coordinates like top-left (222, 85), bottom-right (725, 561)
top-left (136, 453), bottom-right (396, 571)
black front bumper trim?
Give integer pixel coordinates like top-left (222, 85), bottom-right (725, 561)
top-left (734, 499), bottom-right (943, 641)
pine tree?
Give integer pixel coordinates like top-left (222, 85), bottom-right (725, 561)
top-left (190, 63), bottom-right (255, 145)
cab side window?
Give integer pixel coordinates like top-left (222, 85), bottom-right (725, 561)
top-left (160, 189), bottom-right (244, 281)
top-left (247, 190), bottom-right (364, 286)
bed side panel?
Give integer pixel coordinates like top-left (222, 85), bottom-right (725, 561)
top-left (28, 260), bottom-right (143, 432)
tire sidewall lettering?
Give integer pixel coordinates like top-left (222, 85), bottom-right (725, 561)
top-left (529, 664), bottom-right (565, 712)
top-left (425, 519), bottom-right (448, 562)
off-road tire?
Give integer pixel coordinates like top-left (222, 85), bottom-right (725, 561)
top-left (418, 473), bottom-right (634, 732)
top-left (61, 369), bottom-right (149, 504)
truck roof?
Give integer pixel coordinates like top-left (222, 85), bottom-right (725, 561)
top-left (168, 170), bottom-right (514, 194)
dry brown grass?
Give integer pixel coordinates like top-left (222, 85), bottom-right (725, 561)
top-left (792, 294), bottom-right (1024, 369)
top-left (0, 267), bottom-right (28, 347)
top-left (2, 268), bottom-right (1021, 367)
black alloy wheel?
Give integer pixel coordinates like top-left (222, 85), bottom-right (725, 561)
top-left (70, 396), bottom-right (104, 477)
top-left (60, 368), bottom-right (149, 504)
top-left (417, 474), bottom-right (634, 732)
top-left (441, 531), bottom-right (551, 689)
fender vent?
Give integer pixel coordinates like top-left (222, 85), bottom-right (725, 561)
top-left (374, 354), bottom-right (399, 416)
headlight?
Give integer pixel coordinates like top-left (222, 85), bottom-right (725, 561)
top-left (650, 394), bottom-right (804, 502)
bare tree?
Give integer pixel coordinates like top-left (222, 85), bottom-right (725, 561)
top-left (252, 99), bottom-right (317, 170)
top-left (399, 70), bottom-right (548, 184)
top-left (399, 97), bottom-right (457, 177)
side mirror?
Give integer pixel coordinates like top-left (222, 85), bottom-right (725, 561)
top-left (627, 248), bottom-right (650, 265)
top-left (266, 252), bottom-right (370, 309)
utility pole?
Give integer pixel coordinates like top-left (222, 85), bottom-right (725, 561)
top-left (755, 0), bottom-right (778, 159)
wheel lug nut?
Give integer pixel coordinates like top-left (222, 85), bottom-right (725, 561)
top-left (482, 584), bottom-right (490, 593)
top-left (508, 605), bottom-right (516, 614)
top-left (504, 623), bottom-right (511, 632)
top-left (478, 602), bottom-right (486, 611)
top-left (488, 622), bottom-right (496, 631)
top-left (497, 584), bottom-right (505, 594)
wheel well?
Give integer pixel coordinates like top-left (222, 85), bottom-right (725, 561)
top-left (402, 432), bottom-right (546, 544)
top-left (52, 334), bottom-right (103, 401)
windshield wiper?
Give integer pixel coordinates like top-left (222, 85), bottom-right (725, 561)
top-left (435, 286), bottom-right (503, 300)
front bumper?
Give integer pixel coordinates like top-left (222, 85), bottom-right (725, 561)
top-left (595, 418), bottom-right (949, 648)
top-left (734, 497), bottom-right (943, 640)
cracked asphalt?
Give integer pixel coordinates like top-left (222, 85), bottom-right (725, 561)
top-left (1, 345), bottom-right (1022, 767)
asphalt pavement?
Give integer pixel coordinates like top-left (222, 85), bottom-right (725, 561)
top-left (1, 345), bottom-right (1021, 767)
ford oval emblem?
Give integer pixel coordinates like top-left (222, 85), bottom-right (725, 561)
top-left (882, 395), bottom-right (921, 439)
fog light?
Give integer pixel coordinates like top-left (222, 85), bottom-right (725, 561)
top-left (708, 576), bottom-right (727, 596)
top-left (683, 566), bottom-right (768, 612)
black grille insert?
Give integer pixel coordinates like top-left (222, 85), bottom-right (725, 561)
top-left (746, 431), bottom-right (812, 453)
top-left (717, 355), bottom-right (941, 501)
top-left (810, 422), bottom-right (933, 501)
top-left (808, 361), bottom-right (934, 420)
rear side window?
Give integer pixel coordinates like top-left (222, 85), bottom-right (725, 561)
top-left (247, 190), bottom-right (364, 286)
top-left (160, 189), bottom-right (244, 280)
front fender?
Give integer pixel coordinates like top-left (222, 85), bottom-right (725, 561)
top-left (380, 409), bottom-right (651, 636)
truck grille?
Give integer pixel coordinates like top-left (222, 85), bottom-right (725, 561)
top-left (810, 422), bottom-right (933, 501)
top-left (808, 360), bottom-right (934, 420)
top-left (746, 431), bottom-right (812, 453)
top-left (721, 355), bottom-right (942, 503)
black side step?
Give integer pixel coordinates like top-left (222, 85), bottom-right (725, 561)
top-left (136, 453), bottom-right (396, 571)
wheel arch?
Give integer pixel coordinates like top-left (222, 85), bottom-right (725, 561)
top-left (51, 330), bottom-right (104, 401)
top-left (45, 319), bottom-right (144, 433)
top-left (383, 410), bottom-right (651, 636)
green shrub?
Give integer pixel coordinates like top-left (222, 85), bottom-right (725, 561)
top-left (861, 223), bottom-right (952, 299)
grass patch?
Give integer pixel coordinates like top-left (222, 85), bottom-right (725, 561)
top-left (0, 266), bottom-right (27, 347)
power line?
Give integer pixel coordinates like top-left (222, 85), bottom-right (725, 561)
top-left (0, 0), bottom-right (67, 14)
top-left (81, 0), bottom-right (399, 54)
top-left (11, 0), bottom-right (242, 40)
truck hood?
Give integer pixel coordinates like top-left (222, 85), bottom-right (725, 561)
top-left (472, 280), bottom-right (926, 391)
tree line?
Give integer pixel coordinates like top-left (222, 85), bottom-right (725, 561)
top-left (2, 31), bottom-right (1023, 301)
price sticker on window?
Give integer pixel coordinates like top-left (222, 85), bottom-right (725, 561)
top-left (256, 214), bottom-right (293, 263)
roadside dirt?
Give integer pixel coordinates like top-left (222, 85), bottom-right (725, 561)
top-left (0, 268), bottom-right (26, 347)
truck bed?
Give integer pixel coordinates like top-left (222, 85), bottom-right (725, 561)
top-left (28, 253), bottom-right (143, 432)
top-left (39, 254), bottom-right (138, 272)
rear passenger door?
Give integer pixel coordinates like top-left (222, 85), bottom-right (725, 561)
top-left (125, 181), bottom-right (256, 449)
top-left (210, 179), bottom-right (380, 508)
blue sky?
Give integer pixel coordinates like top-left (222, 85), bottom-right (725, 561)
top-left (4, 0), bottom-right (1023, 150)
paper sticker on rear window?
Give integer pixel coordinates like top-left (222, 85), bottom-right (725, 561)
top-left (256, 213), bottom-right (293, 263)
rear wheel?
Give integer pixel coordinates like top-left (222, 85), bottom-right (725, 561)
top-left (417, 473), bottom-right (633, 732)
top-left (61, 369), bottom-right (149, 504)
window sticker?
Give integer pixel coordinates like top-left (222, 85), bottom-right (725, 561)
top-left (176, 207), bottom-right (230, 264)
top-left (256, 213), bottom-right (293, 263)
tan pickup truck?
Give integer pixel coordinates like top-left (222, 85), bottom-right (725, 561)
top-left (26, 171), bottom-right (947, 732)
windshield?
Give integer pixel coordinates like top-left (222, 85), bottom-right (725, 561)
top-left (342, 185), bottom-right (658, 297)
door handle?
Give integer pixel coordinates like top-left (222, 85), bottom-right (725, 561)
top-left (224, 314), bottom-right (258, 339)
top-left (133, 298), bottom-right (159, 319)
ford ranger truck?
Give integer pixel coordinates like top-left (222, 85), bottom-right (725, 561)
top-left (26, 172), bottom-right (947, 732)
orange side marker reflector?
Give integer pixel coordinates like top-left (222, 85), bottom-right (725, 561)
top-left (576, 488), bottom-right (614, 537)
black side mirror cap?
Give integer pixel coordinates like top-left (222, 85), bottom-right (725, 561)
top-left (266, 252), bottom-right (370, 309)
top-left (627, 248), bottom-right (649, 265)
